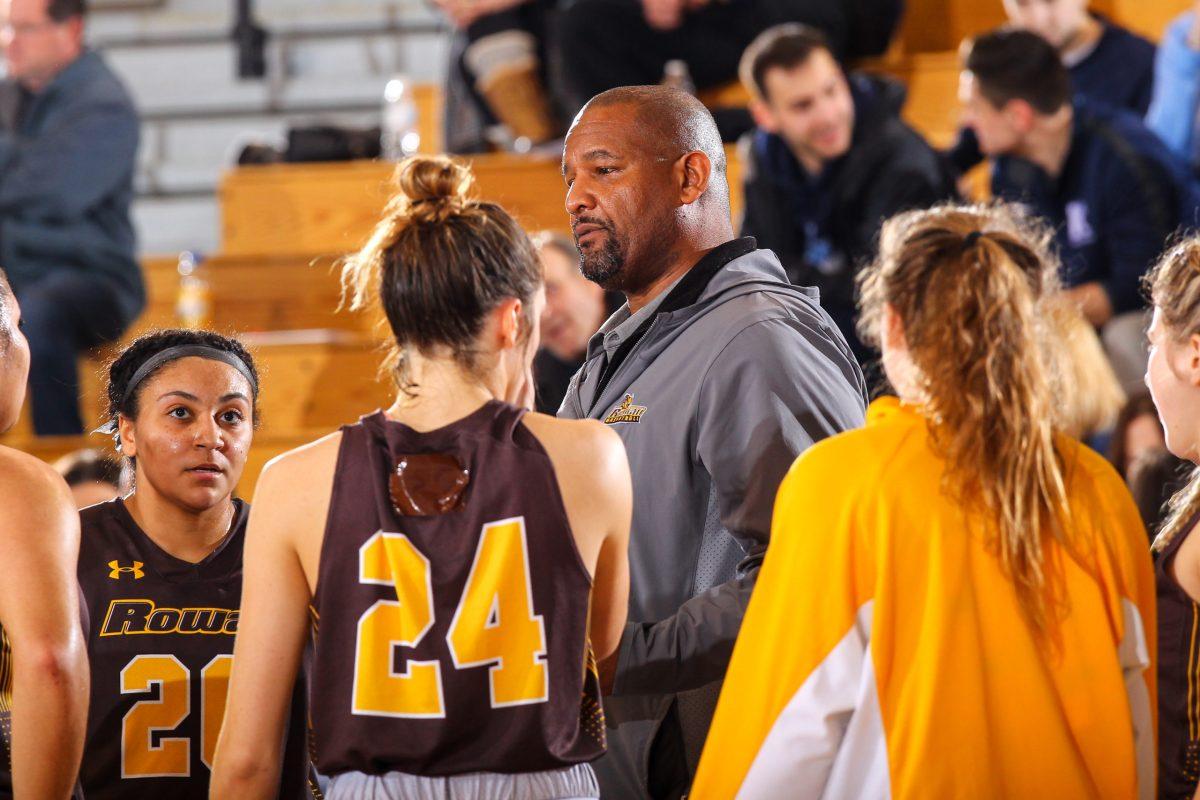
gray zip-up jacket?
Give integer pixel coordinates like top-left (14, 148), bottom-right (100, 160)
top-left (560, 238), bottom-right (867, 797)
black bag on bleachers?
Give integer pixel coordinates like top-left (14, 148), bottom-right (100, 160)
top-left (285, 125), bottom-right (382, 163)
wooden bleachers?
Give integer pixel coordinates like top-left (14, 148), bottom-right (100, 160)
top-left (4, 0), bottom-right (1194, 496)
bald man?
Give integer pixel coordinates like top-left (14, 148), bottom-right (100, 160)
top-left (560, 86), bottom-right (867, 798)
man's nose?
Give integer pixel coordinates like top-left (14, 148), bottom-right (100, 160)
top-left (565, 177), bottom-right (593, 217)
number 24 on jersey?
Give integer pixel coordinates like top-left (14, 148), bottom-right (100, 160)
top-left (353, 516), bottom-right (550, 718)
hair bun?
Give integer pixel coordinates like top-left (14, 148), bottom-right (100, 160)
top-left (393, 155), bottom-right (475, 223)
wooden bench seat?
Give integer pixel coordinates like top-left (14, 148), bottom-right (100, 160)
top-left (135, 252), bottom-right (372, 339)
top-left (3, 329), bottom-right (393, 440)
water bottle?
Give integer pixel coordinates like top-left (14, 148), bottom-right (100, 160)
top-left (381, 77), bottom-right (420, 161)
top-left (176, 251), bottom-right (211, 330)
top-left (660, 60), bottom-right (696, 95)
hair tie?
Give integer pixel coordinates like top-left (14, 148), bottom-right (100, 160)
top-left (964, 230), bottom-right (984, 248)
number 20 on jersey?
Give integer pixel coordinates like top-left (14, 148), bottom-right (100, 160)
top-left (352, 516), bottom-right (550, 717)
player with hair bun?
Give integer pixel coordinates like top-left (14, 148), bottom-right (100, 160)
top-left (211, 154), bottom-right (631, 800)
top-left (75, 328), bottom-right (314, 800)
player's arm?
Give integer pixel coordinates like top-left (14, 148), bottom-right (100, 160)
top-left (0, 451), bottom-right (89, 800)
top-left (524, 415), bottom-right (631, 668)
top-left (210, 443), bottom-right (332, 799)
top-left (582, 424), bottom-right (631, 663)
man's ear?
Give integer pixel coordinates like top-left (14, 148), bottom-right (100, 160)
top-left (678, 151), bottom-right (712, 206)
top-left (1005, 98), bottom-right (1037, 134)
top-left (749, 99), bottom-right (778, 134)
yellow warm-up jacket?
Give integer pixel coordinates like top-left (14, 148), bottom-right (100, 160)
top-left (691, 397), bottom-right (1156, 799)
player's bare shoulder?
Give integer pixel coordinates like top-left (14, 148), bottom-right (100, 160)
top-left (520, 412), bottom-right (629, 502)
top-left (0, 444), bottom-right (72, 509)
top-left (260, 430), bottom-right (343, 484)
top-left (252, 431), bottom-right (343, 525)
top-left (0, 445), bottom-right (76, 542)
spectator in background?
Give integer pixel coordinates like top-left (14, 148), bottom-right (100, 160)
top-left (960, 30), bottom-right (1197, 388)
top-left (53, 447), bottom-right (126, 508)
top-left (532, 231), bottom-right (620, 413)
top-left (1110, 393), bottom-right (1167, 480)
top-left (949, 0), bottom-right (1156, 176)
top-left (738, 24), bottom-right (954, 357)
top-left (557, 0), bottom-right (904, 111)
top-left (437, 0), bottom-right (562, 150)
top-left (0, 0), bottom-right (142, 435)
top-left (1147, 3), bottom-right (1200, 173)
top-left (1004, 0), bottom-right (1155, 115)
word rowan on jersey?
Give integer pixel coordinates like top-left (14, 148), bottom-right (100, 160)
top-left (99, 599), bottom-right (239, 636)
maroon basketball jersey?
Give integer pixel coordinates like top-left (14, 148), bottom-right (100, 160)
top-left (76, 498), bottom-right (316, 800)
top-left (310, 402), bottom-right (605, 777)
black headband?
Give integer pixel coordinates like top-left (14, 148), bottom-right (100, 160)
top-left (94, 344), bottom-right (257, 436)
top-left (963, 230), bottom-right (984, 248)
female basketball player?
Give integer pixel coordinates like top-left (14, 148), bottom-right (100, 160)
top-left (76, 329), bottom-right (312, 800)
top-left (1142, 237), bottom-right (1200, 799)
top-left (691, 203), bottom-right (1156, 799)
top-left (211, 155), bottom-right (631, 799)
top-left (0, 270), bottom-right (90, 798)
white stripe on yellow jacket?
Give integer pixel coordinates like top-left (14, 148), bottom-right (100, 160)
top-left (738, 601), bottom-right (887, 799)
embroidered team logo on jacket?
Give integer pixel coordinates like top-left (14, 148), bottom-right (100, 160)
top-left (604, 395), bottom-right (648, 425)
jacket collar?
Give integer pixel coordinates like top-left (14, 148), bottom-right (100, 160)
top-left (23, 49), bottom-right (98, 110)
top-left (581, 237), bottom-right (757, 399)
top-left (654, 236), bottom-right (758, 315)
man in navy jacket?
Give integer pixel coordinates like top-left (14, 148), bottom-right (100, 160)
top-left (962, 28), bottom-right (1196, 328)
top-left (949, 0), bottom-right (1155, 175)
top-left (0, 0), bottom-right (141, 435)
top-left (737, 24), bottom-right (954, 357)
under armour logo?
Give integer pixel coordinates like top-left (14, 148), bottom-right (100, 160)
top-left (108, 560), bottom-right (144, 580)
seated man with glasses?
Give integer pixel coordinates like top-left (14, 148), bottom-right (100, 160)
top-left (0, 0), bottom-right (142, 435)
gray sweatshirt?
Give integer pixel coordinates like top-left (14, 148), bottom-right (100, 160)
top-left (559, 238), bottom-right (868, 797)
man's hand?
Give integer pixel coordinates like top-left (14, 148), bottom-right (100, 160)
top-left (642, 0), bottom-right (686, 31)
top-left (435, 0), bottom-right (528, 29)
